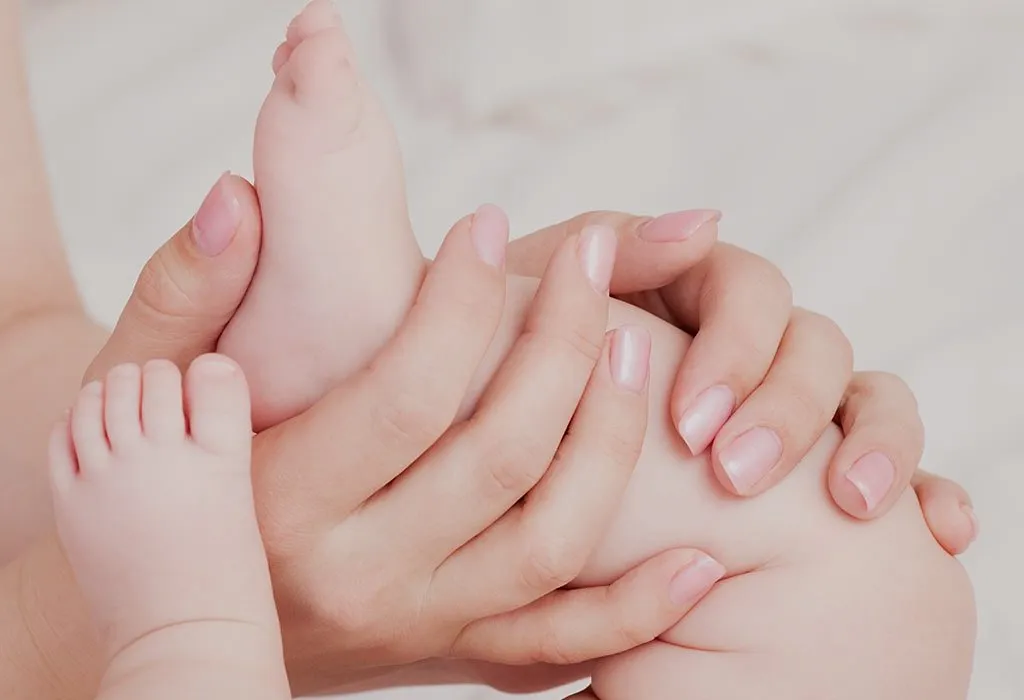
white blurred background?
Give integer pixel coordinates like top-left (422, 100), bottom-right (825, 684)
top-left (21, 0), bottom-right (1024, 697)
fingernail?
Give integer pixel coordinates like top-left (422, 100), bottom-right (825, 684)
top-left (677, 385), bottom-right (736, 455)
top-left (961, 505), bottom-right (980, 544)
top-left (192, 173), bottom-right (241, 257)
top-left (639, 209), bottom-right (721, 243)
top-left (669, 553), bottom-right (726, 606)
top-left (610, 326), bottom-right (651, 393)
top-left (845, 452), bottom-right (896, 512)
top-left (719, 427), bottom-right (783, 494)
top-left (577, 225), bottom-right (617, 293)
top-left (470, 204), bottom-right (510, 268)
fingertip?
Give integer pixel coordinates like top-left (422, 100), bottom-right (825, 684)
top-left (189, 173), bottom-right (261, 259)
top-left (713, 426), bottom-right (783, 496)
top-left (470, 203), bottom-right (510, 268)
top-left (667, 551), bottom-right (725, 607)
top-left (842, 451), bottom-right (897, 514)
top-left (674, 384), bottom-right (735, 456)
top-left (636, 209), bottom-right (721, 244)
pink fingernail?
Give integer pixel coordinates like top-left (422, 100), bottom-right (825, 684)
top-left (669, 553), bottom-right (726, 606)
top-left (471, 203), bottom-right (510, 268)
top-left (577, 225), bottom-right (617, 293)
top-left (192, 173), bottom-right (241, 257)
top-left (639, 209), bottom-right (721, 243)
top-left (719, 427), bottom-right (782, 494)
top-left (845, 452), bottom-right (896, 512)
top-left (610, 326), bottom-right (651, 393)
top-left (961, 505), bottom-right (980, 543)
top-left (677, 385), bottom-right (735, 455)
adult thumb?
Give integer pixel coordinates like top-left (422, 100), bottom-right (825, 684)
top-left (84, 173), bottom-right (261, 382)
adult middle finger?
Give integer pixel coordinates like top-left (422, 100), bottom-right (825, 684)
top-left (364, 225), bottom-right (618, 566)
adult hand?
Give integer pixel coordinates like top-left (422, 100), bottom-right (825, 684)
top-left (254, 207), bottom-right (722, 694)
top-left (86, 186), bottom-right (721, 695)
top-left (506, 209), bottom-right (978, 554)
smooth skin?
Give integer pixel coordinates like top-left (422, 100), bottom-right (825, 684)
top-left (1, 174), bottom-right (976, 699)
top-left (0, 3), bottom-right (975, 700)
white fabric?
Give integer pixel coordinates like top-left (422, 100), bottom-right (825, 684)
top-left (22, 0), bottom-right (1023, 697)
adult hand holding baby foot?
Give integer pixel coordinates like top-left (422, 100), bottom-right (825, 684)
top-left (77, 178), bottom-right (717, 696)
top-left (507, 212), bottom-right (978, 555)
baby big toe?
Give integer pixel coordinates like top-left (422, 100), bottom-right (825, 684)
top-left (184, 354), bottom-right (252, 456)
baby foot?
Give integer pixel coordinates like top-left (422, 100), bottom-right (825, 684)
top-left (219, 0), bottom-right (426, 430)
top-left (49, 356), bottom-right (278, 658)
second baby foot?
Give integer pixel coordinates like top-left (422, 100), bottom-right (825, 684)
top-left (49, 356), bottom-right (280, 659)
top-left (219, 0), bottom-right (426, 430)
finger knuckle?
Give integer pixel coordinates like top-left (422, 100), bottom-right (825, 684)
top-left (795, 310), bottom-right (854, 371)
top-left (611, 615), bottom-right (656, 652)
top-left (133, 254), bottom-right (201, 321)
top-left (778, 386), bottom-right (834, 442)
top-left (372, 386), bottom-right (453, 448)
top-left (522, 537), bottom-right (583, 593)
top-left (444, 276), bottom-right (504, 328)
top-left (846, 371), bottom-right (921, 417)
top-left (725, 327), bottom-right (782, 370)
top-left (584, 425), bottom-right (644, 472)
top-left (722, 249), bottom-right (794, 310)
top-left (482, 438), bottom-right (553, 499)
top-left (557, 325), bottom-right (606, 367)
top-left (535, 621), bottom-right (579, 665)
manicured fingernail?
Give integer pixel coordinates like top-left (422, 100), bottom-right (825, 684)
top-left (470, 204), bottom-right (509, 268)
top-left (577, 225), bottom-right (617, 293)
top-left (845, 452), bottom-right (895, 512)
top-left (669, 553), bottom-right (726, 606)
top-left (192, 173), bottom-right (241, 257)
top-left (610, 326), bottom-right (651, 393)
top-left (677, 385), bottom-right (735, 454)
top-left (639, 209), bottom-right (721, 243)
top-left (961, 505), bottom-right (980, 543)
top-left (719, 427), bottom-right (783, 494)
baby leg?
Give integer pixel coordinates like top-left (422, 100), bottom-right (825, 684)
top-left (218, 0), bottom-right (425, 430)
top-left (49, 357), bottom-right (289, 700)
top-left (463, 279), bottom-right (977, 699)
top-left (588, 512), bottom-right (976, 700)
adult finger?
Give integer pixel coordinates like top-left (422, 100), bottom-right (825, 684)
top-left (369, 226), bottom-right (617, 566)
top-left (450, 548), bottom-right (724, 665)
top-left (826, 371), bottom-right (925, 518)
top-left (711, 309), bottom-right (853, 496)
top-left (913, 470), bottom-right (978, 555)
top-left (84, 174), bottom-right (261, 382)
top-left (661, 245), bottom-right (793, 456)
top-left (507, 209), bottom-right (720, 295)
top-left (252, 206), bottom-right (509, 537)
